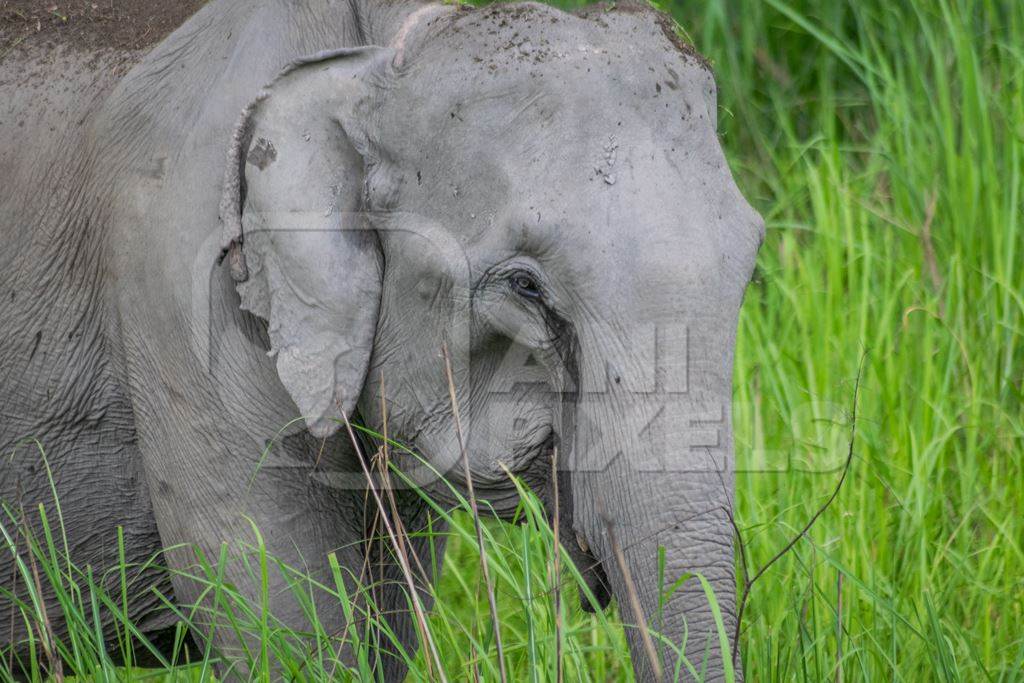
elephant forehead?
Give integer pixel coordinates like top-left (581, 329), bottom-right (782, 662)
top-left (382, 103), bottom-right (735, 257)
top-left (379, 3), bottom-right (716, 162)
top-left (369, 3), bottom-right (756, 283)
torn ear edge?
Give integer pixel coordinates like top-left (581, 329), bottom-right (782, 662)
top-left (218, 102), bottom-right (257, 282)
top-left (216, 47), bottom-right (387, 283)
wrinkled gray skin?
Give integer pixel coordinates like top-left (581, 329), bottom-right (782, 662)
top-left (0, 1), bottom-right (763, 680)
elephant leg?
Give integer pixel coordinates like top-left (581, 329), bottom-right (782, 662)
top-left (131, 391), bottom-right (366, 676)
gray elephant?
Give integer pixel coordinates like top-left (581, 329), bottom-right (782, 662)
top-left (0, 0), bottom-right (763, 680)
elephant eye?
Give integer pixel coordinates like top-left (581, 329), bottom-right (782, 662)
top-left (509, 271), bottom-right (543, 300)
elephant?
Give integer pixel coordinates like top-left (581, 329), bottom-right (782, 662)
top-left (0, 0), bottom-right (764, 680)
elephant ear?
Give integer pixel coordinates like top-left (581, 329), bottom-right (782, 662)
top-left (218, 47), bottom-right (393, 438)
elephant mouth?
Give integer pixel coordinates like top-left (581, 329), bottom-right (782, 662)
top-left (540, 438), bottom-right (612, 614)
top-left (571, 528), bottom-right (612, 613)
top-left (490, 436), bottom-right (612, 612)
top-left (458, 436), bottom-right (613, 612)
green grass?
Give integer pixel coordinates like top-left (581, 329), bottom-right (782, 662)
top-left (3, 0), bottom-right (1023, 680)
top-left (711, 0), bottom-right (1023, 679)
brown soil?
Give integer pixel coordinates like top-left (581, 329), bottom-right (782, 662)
top-left (1, 0), bottom-right (208, 55)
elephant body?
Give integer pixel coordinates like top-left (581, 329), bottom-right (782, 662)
top-left (1, 1), bottom-right (430, 669)
top-left (0, 43), bottom-right (175, 640)
top-left (1, 2), bottom-right (763, 680)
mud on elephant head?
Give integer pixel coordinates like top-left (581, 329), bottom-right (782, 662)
top-left (216, 2), bottom-right (763, 677)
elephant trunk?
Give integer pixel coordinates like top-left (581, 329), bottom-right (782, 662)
top-left (568, 336), bottom-right (739, 682)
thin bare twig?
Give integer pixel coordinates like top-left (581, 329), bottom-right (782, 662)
top-left (723, 505), bottom-right (749, 602)
top-left (441, 343), bottom-right (508, 683)
top-left (599, 502), bottom-right (664, 682)
top-left (731, 352), bottom-right (866, 666)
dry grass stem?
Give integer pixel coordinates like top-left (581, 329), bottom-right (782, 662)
top-left (441, 343), bottom-right (508, 683)
top-left (336, 401), bottom-right (446, 683)
top-left (599, 505), bottom-right (663, 682)
top-left (550, 447), bottom-right (563, 683)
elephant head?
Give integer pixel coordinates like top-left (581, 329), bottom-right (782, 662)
top-left (219, 3), bottom-right (763, 679)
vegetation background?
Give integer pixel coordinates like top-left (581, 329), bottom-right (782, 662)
top-left (2, 0), bottom-right (1021, 680)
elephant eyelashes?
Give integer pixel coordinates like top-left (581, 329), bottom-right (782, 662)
top-left (509, 271), bottom-right (543, 301)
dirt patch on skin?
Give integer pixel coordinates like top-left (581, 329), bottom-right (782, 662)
top-left (1, 0), bottom-right (208, 55)
top-left (575, 0), bottom-right (712, 73)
